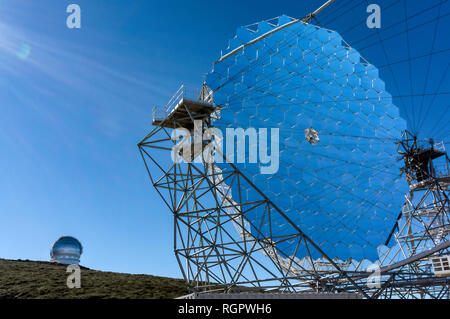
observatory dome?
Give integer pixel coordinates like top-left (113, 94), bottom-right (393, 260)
top-left (50, 236), bottom-right (83, 265)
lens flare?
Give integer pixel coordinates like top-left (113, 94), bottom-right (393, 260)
top-left (16, 42), bottom-right (31, 60)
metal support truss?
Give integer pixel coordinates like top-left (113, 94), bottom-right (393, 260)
top-left (138, 86), bottom-right (449, 299)
top-left (319, 131), bottom-right (450, 299)
top-left (138, 85), bottom-right (369, 296)
top-left (369, 130), bottom-right (450, 299)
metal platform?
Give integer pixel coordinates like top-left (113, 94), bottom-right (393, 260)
top-left (178, 292), bottom-right (361, 299)
top-left (152, 84), bottom-right (215, 130)
top-left (152, 98), bottom-right (215, 130)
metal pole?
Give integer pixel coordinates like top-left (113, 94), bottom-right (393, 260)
top-left (303, 0), bottom-right (336, 22)
top-left (215, 0), bottom-right (337, 64)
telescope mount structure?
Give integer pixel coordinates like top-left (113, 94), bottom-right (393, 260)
top-left (138, 0), bottom-right (450, 299)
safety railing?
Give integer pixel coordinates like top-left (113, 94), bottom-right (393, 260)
top-left (152, 84), bottom-right (202, 122)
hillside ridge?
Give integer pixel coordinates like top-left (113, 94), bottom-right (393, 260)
top-left (0, 258), bottom-right (188, 299)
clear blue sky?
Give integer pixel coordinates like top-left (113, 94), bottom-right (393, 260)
top-left (0, 0), bottom-right (448, 278)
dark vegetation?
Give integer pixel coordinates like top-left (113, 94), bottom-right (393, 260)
top-left (0, 258), bottom-right (188, 299)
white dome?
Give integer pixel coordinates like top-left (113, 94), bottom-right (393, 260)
top-left (50, 236), bottom-right (83, 265)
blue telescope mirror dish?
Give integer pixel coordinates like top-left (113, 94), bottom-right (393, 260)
top-left (206, 15), bottom-right (408, 261)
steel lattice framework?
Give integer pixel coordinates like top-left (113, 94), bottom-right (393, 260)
top-left (138, 90), bottom-right (369, 296)
top-left (138, 86), bottom-right (450, 298)
top-left (138, 1), bottom-right (450, 298)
